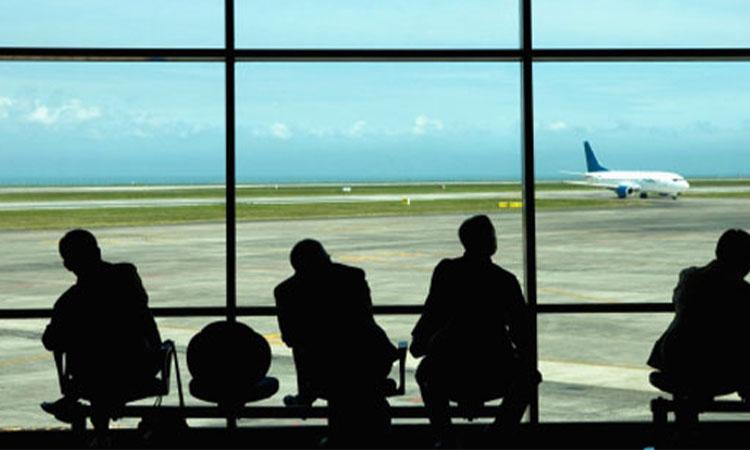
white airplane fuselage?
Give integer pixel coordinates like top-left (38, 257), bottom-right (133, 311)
top-left (584, 170), bottom-right (690, 197)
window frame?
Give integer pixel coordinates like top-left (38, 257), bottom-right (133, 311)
top-left (2, 0), bottom-right (750, 426)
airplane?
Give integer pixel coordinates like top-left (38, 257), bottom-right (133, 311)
top-left (565, 141), bottom-right (690, 199)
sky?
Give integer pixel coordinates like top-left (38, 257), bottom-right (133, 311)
top-left (1, 1), bottom-right (750, 184)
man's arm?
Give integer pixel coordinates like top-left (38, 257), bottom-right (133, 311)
top-left (42, 292), bottom-right (73, 351)
top-left (274, 282), bottom-right (301, 348)
top-left (410, 260), bottom-right (450, 357)
top-left (124, 264), bottom-right (161, 348)
top-left (506, 274), bottom-right (533, 363)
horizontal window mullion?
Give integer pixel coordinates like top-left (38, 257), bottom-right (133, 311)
top-left (3, 47), bottom-right (750, 62)
top-left (0, 303), bottom-right (674, 319)
top-left (533, 48), bottom-right (750, 61)
top-left (0, 304), bottom-right (427, 319)
top-left (0, 47), bottom-right (226, 62)
top-left (235, 49), bottom-right (523, 62)
top-left (537, 303), bottom-right (673, 314)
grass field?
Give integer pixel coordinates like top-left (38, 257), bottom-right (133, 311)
top-left (0, 182), bottom-right (583, 203)
top-left (0, 198), bottom-right (645, 231)
top-left (0, 179), bottom-right (747, 231)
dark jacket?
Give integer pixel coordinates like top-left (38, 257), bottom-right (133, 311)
top-left (410, 255), bottom-right (531, 368)
top-left (275, 262), bottom-right (397, 387)
top-left (648, 260), bottom-right (750, 384)
top-left (43, 262), bottom-right (161, 385)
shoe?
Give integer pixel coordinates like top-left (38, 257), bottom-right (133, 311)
top-left (40, 397), bottom-right (83, 423)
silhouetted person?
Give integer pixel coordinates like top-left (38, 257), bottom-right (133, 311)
top-left (41, 229), bottom-right (162, 438)
top-left (275, 239), bottom-right (398, 446)
top-left (411, 215), bottom-right (540, 446)
top-left (648, 228), bottom-right (750, 400)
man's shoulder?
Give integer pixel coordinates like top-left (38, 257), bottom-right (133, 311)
top-left (493, 264), bottom-right (520, 283)
top-left (678, 265), bottom-right (709, 286)
top-left (434, 257), bottom-right (461, 272)
top-left (109, 261), bottom-right (138, 273)
top-left (274, 275), bottom-right (298, 297)
top-left (54, 285), bottom-right (79, 309)
top-left (331, 262), bottom-right (365, 278)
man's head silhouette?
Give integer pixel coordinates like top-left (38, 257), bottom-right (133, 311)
top-left (458, 215), bottom-right (497, 258)
top-left (290, 239), bottom-right (331, 275)
top-left (59, 229), bottom-right (102, 277)
top-left (715, 228), bottom-right (750, 278)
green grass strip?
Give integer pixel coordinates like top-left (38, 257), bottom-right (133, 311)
top-left (0, 198), bottom-right (644, 231)
top-left (0, 182), bottom-right (598, 203)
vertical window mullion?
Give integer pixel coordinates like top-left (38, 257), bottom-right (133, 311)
top-left (225, 0), bottom-right (237, 324)
top-left (520, 0), bottom-right (539, 424)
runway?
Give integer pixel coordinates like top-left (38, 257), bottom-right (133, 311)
top-left (0, 186), bottom-right (748, 211)
top-left (0, 196), bottom-right (747, 428)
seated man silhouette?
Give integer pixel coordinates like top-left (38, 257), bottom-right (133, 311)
top-left (648, 228), bottom-right (750, 400)
top-left (411, 215), bottom-right (540, 444)
top-left (41, 229), bottom-right (162, 434)
top-left (274, 239), bottom-right (398, 444)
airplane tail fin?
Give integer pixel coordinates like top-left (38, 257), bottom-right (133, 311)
top-left (584, 141), bottom-right (608, 172)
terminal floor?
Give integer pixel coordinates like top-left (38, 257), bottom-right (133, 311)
top-left (5, 422), bottom-right (750, 449)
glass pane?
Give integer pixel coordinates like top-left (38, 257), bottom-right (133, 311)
top-left (0, 62), bottom-right (225, 308)
top-left (0, 318), bottom-right (231, 429)
top-left (236, 63), bottom-right (523, 423)
top-left (534, 0), bottom-right (750, 48)
top-left (534, 62), bottom-right (750, 304)
top-left (539, 314), bottom-right (674, 421)
top-left (237, 62), bottom-right (522, 307)
top-left (0, 319), bottom-right (60, 428)
top-left (237, 1), bottom-right (519, 48)
top-left (0, 1), bottom-right (223, 48)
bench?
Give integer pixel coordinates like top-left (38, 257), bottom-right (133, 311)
top-left (651, 397), bottom-right (750, 424)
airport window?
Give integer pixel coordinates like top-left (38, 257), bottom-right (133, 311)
top-left (1, 0), bottom-right (750, 431)
top-left (235, 0), bottom-right (519, 49)
top-left (533, 0), bottom-right (750, 49)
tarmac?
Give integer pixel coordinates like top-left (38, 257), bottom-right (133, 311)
top-left (0, 196), bottom-right (748, 429)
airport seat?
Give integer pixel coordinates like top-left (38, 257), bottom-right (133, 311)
top-left (650, 370), bottom-right (736, 399)
top-left (187, 321), bottom-right (279, 413)
top-left (448, 367), bottom-right (542, 421)
top-left (53, 339), bottom-right (184, 427)
top-left (284, 340), bottom-right (408, 409)
top-left (649, 370), bottom-right (745, 427)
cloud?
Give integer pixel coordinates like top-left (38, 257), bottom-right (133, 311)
top-left (26, 99), bottom-right (101, 126)
top-left (548, 121), bottom-right (569, 131)
top-left (270, 122), bottom-right (291, 140)
top-left (0, 97), bottom-right (12, 119)
top-left (412, 115), bottom-right (444, 135)
top-left (123, 110), bottom-right (215, 139)
top-left (345, 120), bottom-right (367, 137)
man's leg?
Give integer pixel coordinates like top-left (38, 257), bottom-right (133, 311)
top-left (41, 351), bottom-right (85, 423)
top-left (493, 366), bottom-right (541, 428)
top-left (285, 349), bottom-right (317, 406)
top-left (416, 358), bottom-right (452, 444)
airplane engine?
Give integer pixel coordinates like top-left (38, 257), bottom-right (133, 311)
top-left (615, 184), bottom-right (638, 199)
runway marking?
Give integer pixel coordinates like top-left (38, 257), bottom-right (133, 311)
top-left (541, 356), bottom-right (649, 372)
top-left (0, 353), bottom-right (48, 368)
top-left (339, 251), bottom-right (426, 264)
top-left (539, 357), bottom-right (657, 393)
top-left (538, 287), bottom-right (615, 303)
